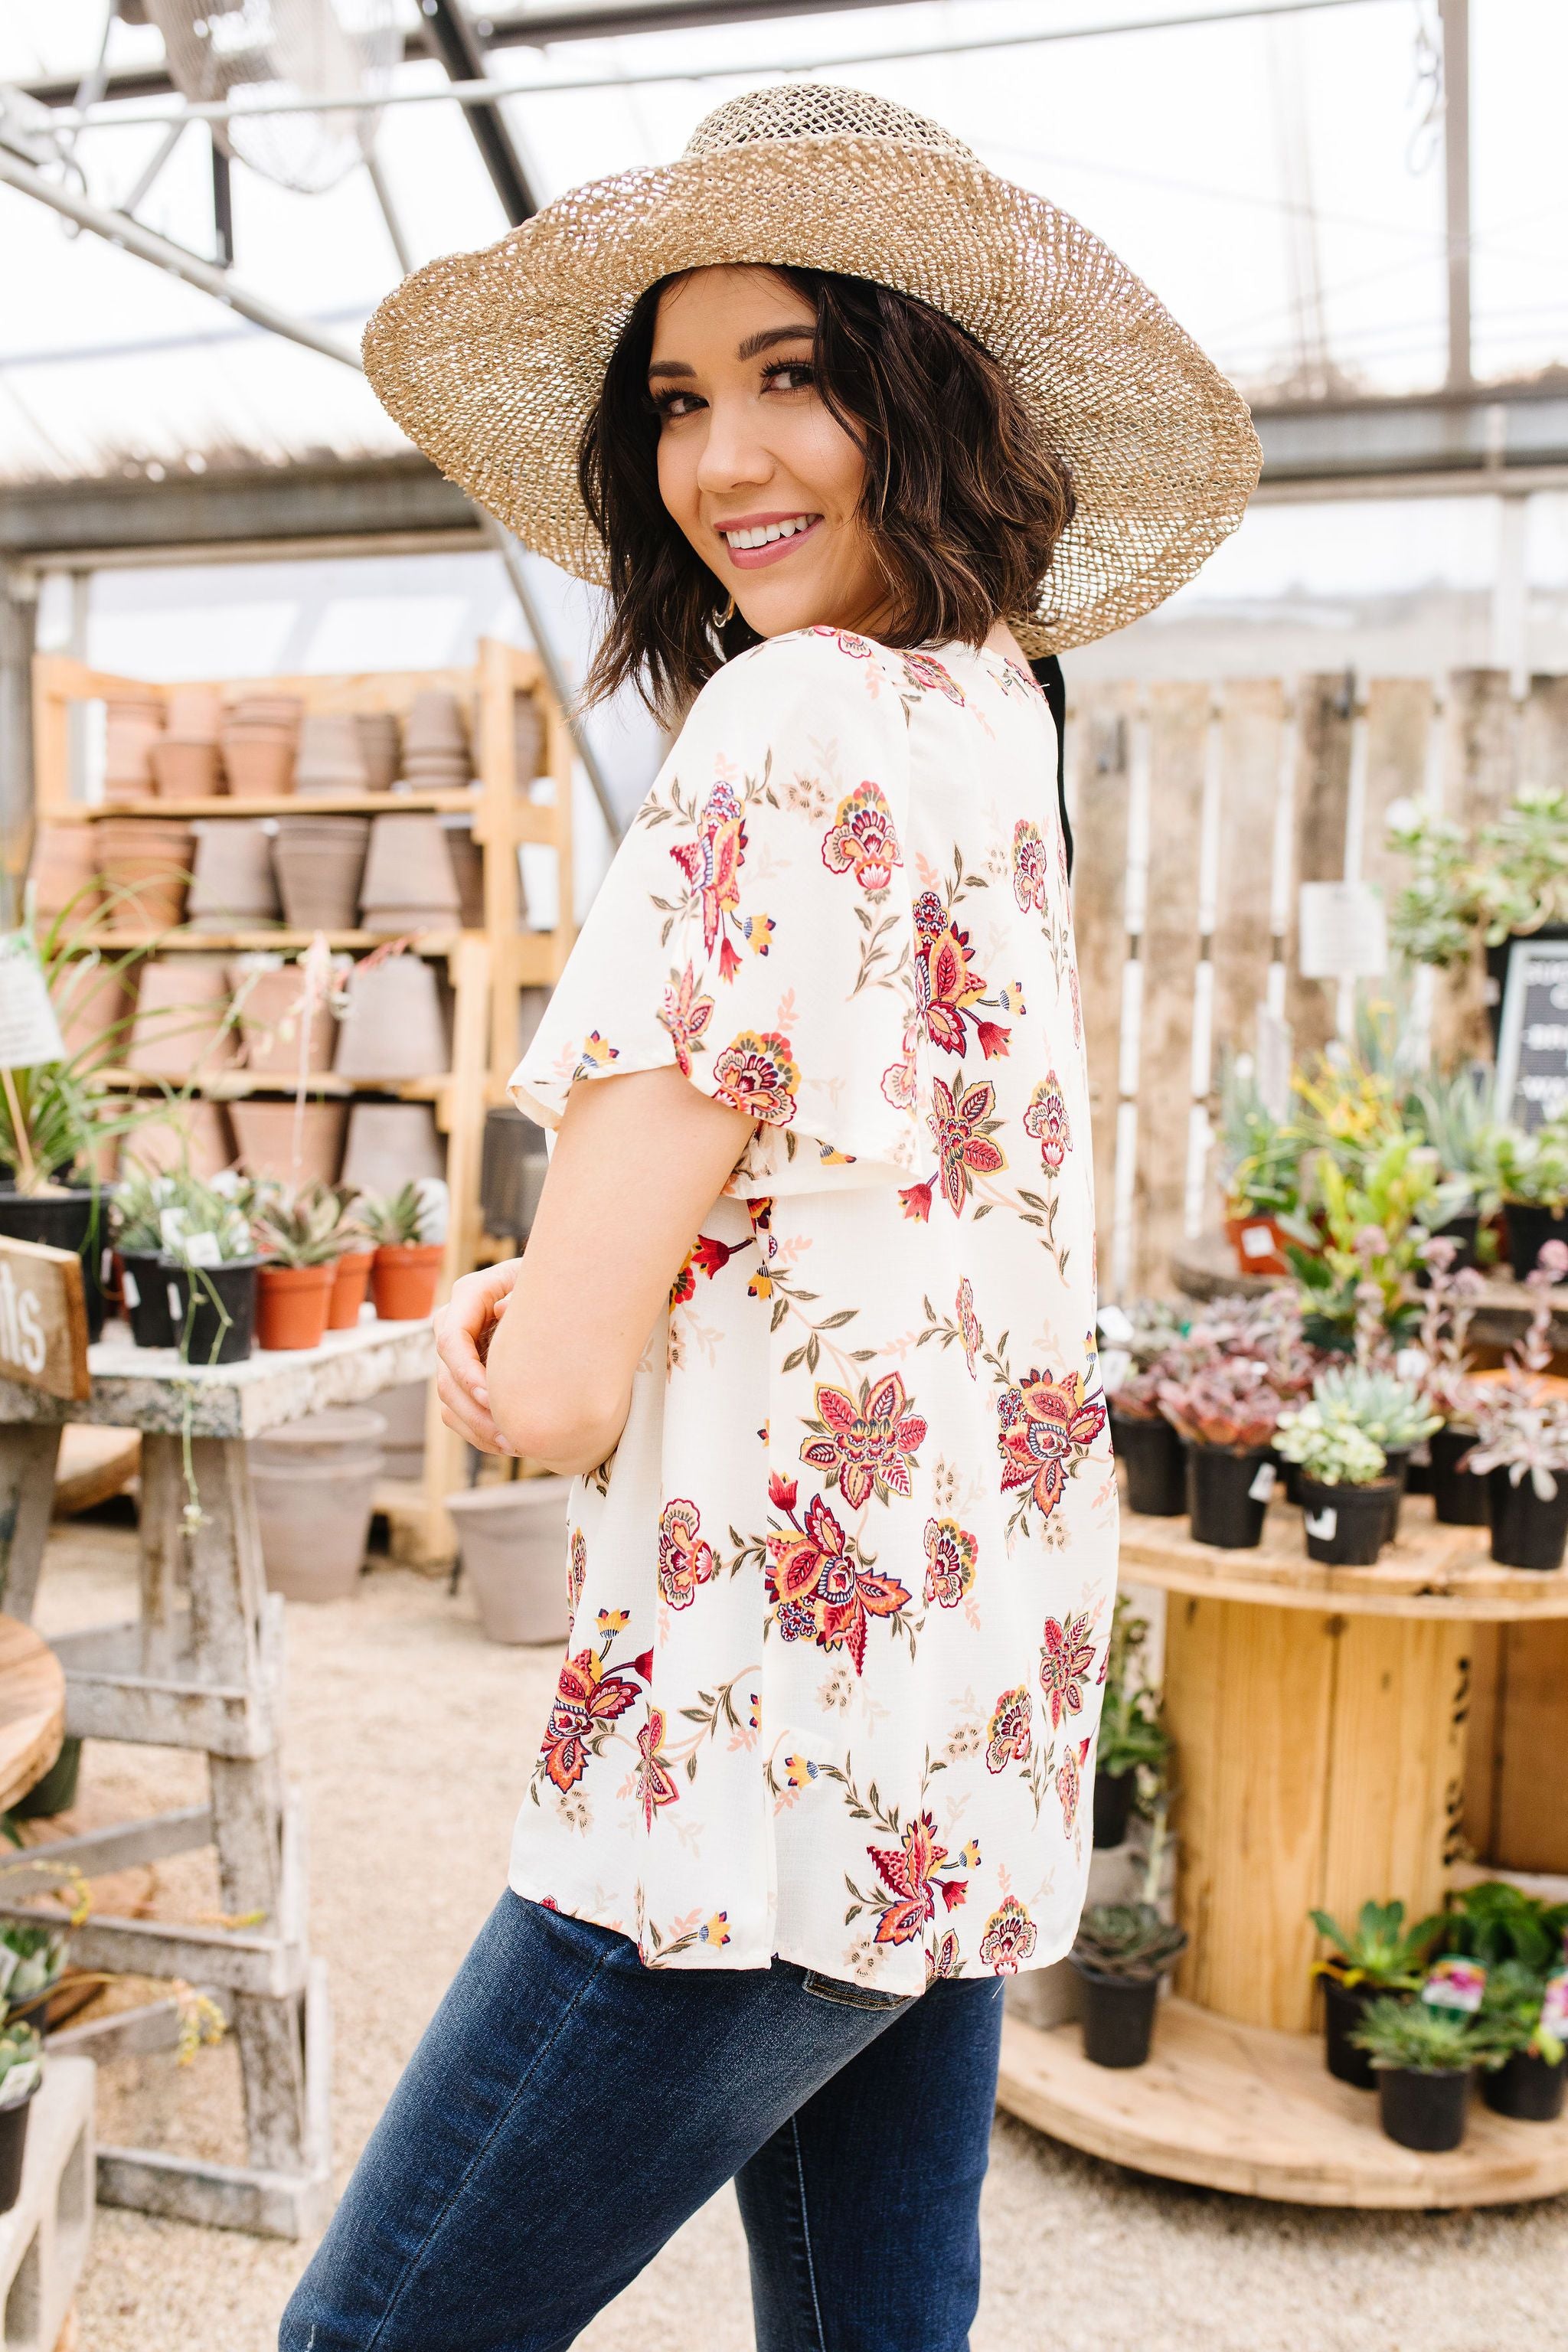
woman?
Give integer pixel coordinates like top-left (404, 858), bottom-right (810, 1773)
top-left (283, 83), bottom-right (1259, 2352)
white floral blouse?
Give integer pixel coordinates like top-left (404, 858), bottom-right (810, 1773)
top-left (508, 625), bottom-right (1118, 1991)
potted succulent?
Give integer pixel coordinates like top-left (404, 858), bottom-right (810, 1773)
top-left (161, 1179), bottom-right (260, 1365)
top-left (1444, 1876), bottom-right (1568, 1973)
top-left (361, 1182), bottom-right (445, 1321)
top-left (1462, 1246), bottom-right (1568, 1570)
top-left (1409, 1067), bottom-right (1506, 1272)
top-left (0, 1923), bottom-right (69, 2019)
top-left (1387, 786), bottom-right (1568, 1044)
top-left (1491, 1119), bottom-right (1568, 1278)
top-left (1158, 1359), bottom-right (1287, 1550)
top-left (112, 1165), bottom-right (182, 1348)
top-left (1290, 1129), bottom-right (1458, 1355)
top-left (1351, 1994), bottom-right (1502, 2153)
top-left (1477, 1959), bottom-right (1567, 2122)
top-left (1092, 1597), bottom-right (1170, 1847)
top-left (253, 1187), bottom-right (344, 1351)
top-left (1412, 1242), bottom-right (1489, 1522)
top-left (323, 1191), bottom-right (374, 1330)
top-left (1070, 1903), bottom-right (1188, 2069)
top-left (0, 2020), bottom-right (42, 2213)
top-left (1217, 1058), bottom-right (1312, 1277)
top-left (1100, 1301), bottom-right (1187, 1517)
top-left (1308, 1898), bottom-right (1444, 2089)
top-left (1308, 1363), bottom-right (1441, 1539)
top-left (1273, 1403), bottom-right (1393, 1565)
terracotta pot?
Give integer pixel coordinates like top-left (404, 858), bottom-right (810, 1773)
top-left (94, 822), bottom-right (195, 932)
top-left (121, 1098), bottom-right (234, 1180)
top-left (358, 903), bottom-right (462, 939)
top-left (443, 822), bottom-right (485, 928)
top-left (341, 1102), bottom-right (445, 1195)
top-left (446, 1476), bottom-right (573, 1645)
top-left (28, 824), bottom-right (102, 926)
top-left (296, 713), bottom-right (369, 793)
top-left (273, 816), bottom-right (369, 933)
top-left (54, 961), bottom-right (135, 1065)
top-left (187, 820), bottom-right (280, 927)
top-left (334, 955), bottom-right (449, 1079)
top-left (514, 693), bottom-right (544, 783)
top-left (128, 959), bottom-right (238, 1078)
top-left (250, 1406), bottom-right (386, 1600)
top-left (230, 958), bottom-right (339, 1076)
top-left (220, 731), bottom-right (296, 799)
top-left (229, 1098), bottom-right (347, 1187)
top-left (327, 1247), bottom-right (374, 1329)
top-left (1224, 1212), bottom-right (1298, 1278)
top-left (104, 695), bottom-right (164, 797)
top-left (361, 813), bottom-right (460, 918)
top-left (354, 713), bottom-right (400, 792)
top-left (377, 1379), bottom-right (430, 1477)
top-left (256, 1261), bottom-right (335, 1351)
top-left (151, 739), bottom-right (222, 799)
top-left (371, 1241), bottom-right (443, 1321)
top-left (165, 684), bottom-right (223, 739)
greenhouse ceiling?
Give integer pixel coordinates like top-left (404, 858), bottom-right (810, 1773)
top-left (0, 0), bottom-right (1565, 501)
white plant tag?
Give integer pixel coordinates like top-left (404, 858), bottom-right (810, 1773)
top-left (1099, 1346), bottom-right (1133, 1394)
top-left (1298, 880), bottom-right (1388, 979)
top-left (1305, 1507), bottom-right (1338, 1540)
top-left (120, 1268), bottom-right (139, 1309)
top-left (1097, 1305), bottom-right (1135, 1348)
top-left (183, 1231), bottom-right (222, 1268)
top-left (1248, 1462), bottom-right (1276, 1503)
top-left (166, 1282), bottom-right (183, 1323)
top-left (1240, 1223), bottom-right (1277, 1260)
top-left (158, 1207), bottom-right (188, 1252)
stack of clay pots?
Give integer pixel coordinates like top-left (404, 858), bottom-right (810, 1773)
top-left (355, 713), bottom-right (400, 792)
top-left (128, 959), bottom-right (238, 1079)
top-left (221, 692), bottom-right (302, 799)
top-left (28, 825), bottom-right (102, 927)
top-left (514, 691), bottom-right (544, 785)
top-left (296, 714), bottom-right (370, 795)
top-left (185, 820), bottom-right (281, 930)
top-left (152, 684), bottom-right (224, 798)
top-left (54, 957), bottom-right (133, 1066)
top-left (230, 955), bottom-right (341, 1076)
top-left (272, 815), bottom-right (370, 933)
top-left (104, 692), bottom-right (165, 801)
top-left (335, 954), bottom-right (449, 1080)
top-left (341, 1102), bottom-right (445, 1197)
top-left (94, 816), bottom-right (194, 932)
top-left (229, 1098), bottom-right (348, 1188)
top-left (359, 812), bottom-right (461, 935)
top-left (122, 1099), bottom-right (234, 1181)
top-left (442, 821), bottom-right (485, 929)
top-left (397, 690), bottom-right (472, 789)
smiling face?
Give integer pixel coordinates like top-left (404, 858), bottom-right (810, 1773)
top-left (648, 266), bottom-right (890, 642)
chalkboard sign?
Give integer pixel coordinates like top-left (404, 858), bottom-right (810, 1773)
top-left (1494, 939), bottom-right (1568, 1130)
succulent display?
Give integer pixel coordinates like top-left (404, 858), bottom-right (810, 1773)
top-left (1309, 1364), bottom-right (1441, 1452)
top-left (1273, 1403), bottom-right (1387, 1486)
top-left (1072, 1903), bottom-right (1188, 1982)
top-left (1351, 1994), bottom-right (1508, 2075)
top-left (1156, 1357), bottom-right (1287, 1452)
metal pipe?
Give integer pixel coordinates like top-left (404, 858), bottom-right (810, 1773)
top-left (1439, 0), bottom-right (1472, 390)
top-left (480, 514), bottom-right (622, 843)
top-left (118, 116), bottom-right (185, 216)
top-left (364, 147), bottom-right (414, 276)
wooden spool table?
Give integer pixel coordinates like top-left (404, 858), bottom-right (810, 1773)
top-left (997, 1494), bottom-right (1568, 2207)
top-left (0, 1315), bottom-right (435, 2238)
top-left (0, 1617), bottom-right (65, 1815)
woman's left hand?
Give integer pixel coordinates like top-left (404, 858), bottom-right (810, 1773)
top-left (435, 1260), bottom-right (524, 1455)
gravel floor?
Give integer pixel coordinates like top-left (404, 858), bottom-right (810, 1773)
top-left (28, 1514), bottom-right (1567, 2352)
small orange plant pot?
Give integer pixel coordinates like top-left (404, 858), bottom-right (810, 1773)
top-left (370, 1242), bottom-right (443, 1322)
top-left (256, 1262), bottom-right (335, 1351)
top-left (328, 1249), bottom-right (374, 1331)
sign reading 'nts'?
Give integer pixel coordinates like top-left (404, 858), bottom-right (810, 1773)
top-left (0, 1238), bottom-right (90, 1403)
top-left (1496, 944), bottom-right (1568, 1132)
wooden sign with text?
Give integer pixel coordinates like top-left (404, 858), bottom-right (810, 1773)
top-left (0, 1236), bottom-right (90, 1403)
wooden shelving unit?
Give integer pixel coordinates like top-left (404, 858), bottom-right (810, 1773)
top-left (31, 639), bottom-right (575, 1563)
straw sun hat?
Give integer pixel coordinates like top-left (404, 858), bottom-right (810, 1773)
top-left (363, 82), bottom-right (1263, 655)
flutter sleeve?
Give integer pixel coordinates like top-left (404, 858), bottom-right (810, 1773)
top-left (508, 629), bottom-right (923, 1197)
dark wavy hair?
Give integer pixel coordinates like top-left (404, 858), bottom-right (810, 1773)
top-left (577, 266), bottom-right (1075, 720)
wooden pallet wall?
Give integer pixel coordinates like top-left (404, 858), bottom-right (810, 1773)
top-left (1065, 669), bottom-right (1568, 1300)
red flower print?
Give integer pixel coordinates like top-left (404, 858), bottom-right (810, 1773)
top-left (902, 652), bottom-right (965, 704)
top-left (691, 1233), bottom-right (738, 1279)
top-left (979, 1895), bottom-right (1038, 1975)
top-left (635, 1709), bottom-right (681, 1831)
top-left (985, 1687), bottom-right (1032, 1773)
top-left (997, 1367), bottom-right (1107, 1520)
top-left (658, 1498), bottom-right (717, 1611)
top-left (868, 1811), bottom-right (970, 1945)
top-left (1012, 819), bottom-right (1049, 913)
top-left (668, 779), bottom-right (746, 961)
top-left (1039, 1611), bottom-right (1097, 1730)
top-left (1022, 1072), bottom-right (1072, 1174)
top-left (810, 625), bottom-right (877, 661)
top-left (913, 892), bottom-right (991, 1058)
top-left (668, 1258), bottom-right (696, 1309)
top-left (1056, 1736), bottom-right (1092, 1834)
top-left (767, 1469), bottom-right (798, 1512)
top-left (710, 1030), bottom-right (799, 1125)
top-left (822, 781), bottom-right (903, 893)
top-left (541, 1648), bottom-right (639, 1793)
top-left (957, 1276), bottom-right (983, 1377)
top-left (899, 1181), bottom-right (933, 1223)
top-left (923, 1516), bottom-right (978, 1609)
top-left (926, 1931), bottom-right (962, 1984)
top-left (929, 1076), bottom-right (1006, 1215)
top-left (766, 1495), bottom-right (910, 1674)
top-left (658, 963), bottom-right (715, 1074)
top-left (800, 1370), bottom-right (927, 1511)
top-left (567, 1527), bottom-right (587, 1631)
top-left (974, 1020), bottom-right (1011, 1061)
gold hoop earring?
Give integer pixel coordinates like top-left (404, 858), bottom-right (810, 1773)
top-left (718, 593), bottom-right (736, 627)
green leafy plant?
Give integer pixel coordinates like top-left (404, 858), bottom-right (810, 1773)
top-left (1478, 1958), bottom-right (1566, 2067)
top-left (1351, 1994), bottom-right (1507, 2074)
top-left (159, 1178), bottom-right (253, 1267)
top-left (0, 2020), bottom-right (41, 2112)
top-left (1274, 1403), bottom-right (1387, 1485)
top-left (1072, 1902), bottom-right (1188, 1982)
top-left (111, 1165), bottom-right (179, 1255)
top-left (1291, 1130), bottom-right (1456, 1351)
top-left (2, 899), bottom-right (157, 1194)
top-left (0, 1922), bottom-right (67, 2007)
top-left (1310, 1364), bottom-right (1442, 1452)
top-left (1309, 1898), bottom-right (1446, 1989)
top-left (1095, 1597), bottom-right (1171, 1790)
top-left (1445, 1880), bottom-right (1568, 1975)
top-left (1388, 787), bottom-right (1568, 968)
top-left (358, 1182), bottom-right (427, 1248)
top-left (1409, 1067), bottom-right (1508, 1219)
top-left (1490, 1119), bottom-right (1568, 1211)
top-left (1218, 1056), bottom-right (1310, 1228)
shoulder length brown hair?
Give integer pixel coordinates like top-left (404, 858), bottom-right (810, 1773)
top-left (577, 266), bottom-right (1074, 721)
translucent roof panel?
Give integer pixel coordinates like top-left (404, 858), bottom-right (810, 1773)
top-left (2, 0), bottom-right (1565, 493)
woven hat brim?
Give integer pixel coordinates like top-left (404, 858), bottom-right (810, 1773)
top-left (363, 133), bottom-right (1263, 656)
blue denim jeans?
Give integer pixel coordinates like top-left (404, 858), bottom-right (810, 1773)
top-left (281, 1891), bottom-right (1005, 2352)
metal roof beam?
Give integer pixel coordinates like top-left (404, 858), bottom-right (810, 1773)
top-left (417, 0), bottom-right (535, 227)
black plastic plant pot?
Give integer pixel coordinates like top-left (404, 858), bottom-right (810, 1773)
top-left (1093, 1769), bottom-right (1136, 1851)
top-left (1404, 1451), bottom-right (1433, 1496)
top-left (1111, 1410), bottom-right (1185, 1516)
top-left (0, 1187), bottom-right (107, 1342)
top-left (0, 2086), bottom-right (36, 2214)
top-left (1321, 1973), bottom-right (1381, 2089)
top-left (1488, 1467), bottom-right (1568, 1571)
top-left (1429, 1426), bottom-right (1489, 1526)
top-left (1482, 2050), bottom-right (1567, 2122)
top-left (1377, 2064), bottom-right (1471, 2153)
top-left (1299, 1478), bottom-right (1396, 1566)
top-left (167, 1259), bottom-right (260, 1367)
top-left (1378, 1449), bottom-right (1413, 1544)
top-left (1504, 1200), bottom-right (1568, 1281)
top-left (1072, 1962), bottom-right (1159, 2069)
top-left (11, 1735), bottom-right (81, 1821)
top-left (1187, 1446), bottom-right (1272, 1550)
top-left (119, 1250), bottom-right (176, 1349)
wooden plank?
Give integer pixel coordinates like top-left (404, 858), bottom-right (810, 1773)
top-left (64, 1664), bottom-right (273, 1756)
top-left (1317, 1614), bottom-right (1468, 1945)
top-left (1210, 680), bottom-right (1285, 1072)
top-left (52, 1426), bottom-right (139, 1517)
top-left (0, 1240), bottom-right (90, 1405)
top-left (1432, 668), bottom-right (1523, 1069)
top-left (0, 1612), bottom-right (65, 1813)
top-left (5, 1805), bottom-right (213, 1886)
top-left (997, 2002), bottom-right (1568, 2209)
top-left (1132, 682), bottom-right (1207, 1292)
top-left (1067, 681), bottom-right (1133, 1283)
top-left (1491, 1619), bottom-right (1568, 1871)
top-left (94, 2145), bottom-right (328, 2239)
top-left (1460, 1619), bottom-right (1504, 1864)
top-left (49, 1988), bottom-right (233, 2063)
top-left (1360, 677), bottom-right (1436, 906)
top-left (1285, 674), bottom-right (1354, 1059)
top-left (0, 1423), bottom-right (63, 1620)
top-left (0, 1905), bottom-right (304, 1997)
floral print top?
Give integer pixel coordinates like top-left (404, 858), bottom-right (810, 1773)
top-left (508, 626), bottom-right (1118, 1991)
